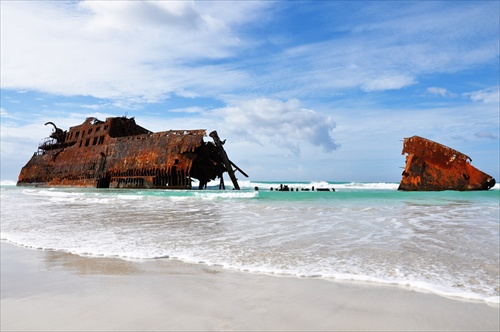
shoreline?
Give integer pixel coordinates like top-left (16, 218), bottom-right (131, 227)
top-left (2, 241), bottom-right (499, 331)
top-left (3, 239), bottom-right (499, 306)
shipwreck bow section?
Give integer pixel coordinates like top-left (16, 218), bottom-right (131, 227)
top-left (398, 136), bottom-right (495, 191)
top-left (17, 117), bottom-right (246, 189)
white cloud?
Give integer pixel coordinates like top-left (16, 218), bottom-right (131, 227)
top-left (361, 75), bottom-right (416, 92)
top-left (168, 107), bottom-right (206, 114)
top-left (466, 87), bottom-right (500, 104)
top-left (2, 1), bottom-right (498, 104)
top-left (0, 1), bottom-right (267, 102)
top-left (80, 1), bottom-right (201, 32)
top-left (427, 87), bottom-right (447, 97)
top-left (426, 87), bottom-right (456, 98)
top-left (212, 98), bottom-right (340, 156)
top-left (247, 2), bottom-right (499, 96)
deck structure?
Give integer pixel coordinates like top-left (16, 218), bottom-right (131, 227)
top-left (17, 117), bottom-right (246, 189)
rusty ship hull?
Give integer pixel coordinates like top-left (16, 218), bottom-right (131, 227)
top-left (17, 117), bottom-right (244, 190)
top-left (398, 136), bottom-right (495, 191)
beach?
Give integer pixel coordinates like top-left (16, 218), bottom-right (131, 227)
top-left (1, 241), bottom-right (499, 331)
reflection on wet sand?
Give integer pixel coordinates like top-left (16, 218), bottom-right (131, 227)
top-left (43, 250), bottom-right (141, 276)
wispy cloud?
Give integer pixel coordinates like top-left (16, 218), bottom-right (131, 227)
top-left (426, 87), bottom-right (456, 98)
top-left (2, 1), bottom-right (498, 104)
top-left (362, 75), bottom-right (417, 92)
top-left (466, 87), bottom-right (500, 104)
top-left (475, 132), bottom-right (498, 140)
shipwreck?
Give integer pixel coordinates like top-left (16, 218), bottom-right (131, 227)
top-left (17, 117), bottom-right (247, 190)
top-left (398, 136), bottom-right (495, 191)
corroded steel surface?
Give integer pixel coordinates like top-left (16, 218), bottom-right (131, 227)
top-left (398, 136), bottom-right (495, 191)
top-left (17, 117), bottom-right (244, 189)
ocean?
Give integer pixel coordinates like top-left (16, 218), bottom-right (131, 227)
top-left (1, 181), bottom-right (499, 304)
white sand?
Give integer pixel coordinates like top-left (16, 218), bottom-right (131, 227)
top-left (1, 241), bottom-right (499, 331)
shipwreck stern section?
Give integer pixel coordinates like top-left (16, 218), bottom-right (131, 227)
top-left (398, 136), bottom-right (495, 191)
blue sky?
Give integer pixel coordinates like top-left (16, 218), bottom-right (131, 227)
top-left (1, 0), bottom-right (499, 183)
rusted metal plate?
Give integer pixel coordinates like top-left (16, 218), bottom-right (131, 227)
top-left (17, 117), bottom-right (245, 190)
top-left (398, 136), bottom-right (496, 191)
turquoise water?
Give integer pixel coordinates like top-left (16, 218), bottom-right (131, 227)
top-left (1, 181), bottom-right (499, 304)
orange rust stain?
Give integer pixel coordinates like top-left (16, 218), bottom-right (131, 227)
top-left (17, 117), bottom-right (237, 189)
top-left (398, 136), bottom-right (495, 191)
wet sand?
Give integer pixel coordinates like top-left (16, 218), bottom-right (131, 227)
top-left (1, 241), bottom-right (499, 331)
